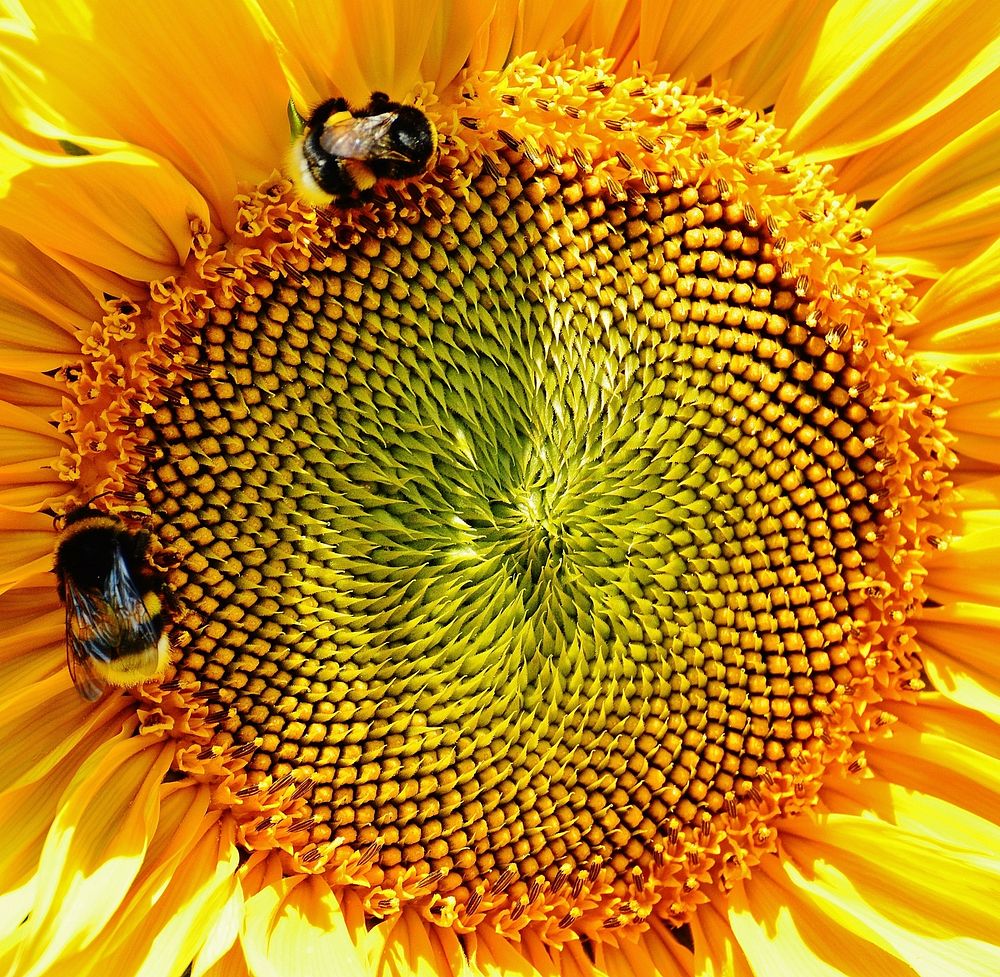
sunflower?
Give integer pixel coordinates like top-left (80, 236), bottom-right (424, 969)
top-left (2, 0), bottom-right (999, 975)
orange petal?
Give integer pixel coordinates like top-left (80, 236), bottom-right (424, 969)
top-left (775, 0), bottom-right (1000, 162)
top-left (593, 917), bottom-right (694, 976)
top-left (869, 107), bottom-right (1000, 279)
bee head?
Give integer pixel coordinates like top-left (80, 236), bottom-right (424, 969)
top-left (377, 107), bottom-right (438, 180)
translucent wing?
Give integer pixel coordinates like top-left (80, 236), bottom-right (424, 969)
top-left (318, 113), bottom-right (407, 162)
top-left (64, 585), bottom-right (110, 701)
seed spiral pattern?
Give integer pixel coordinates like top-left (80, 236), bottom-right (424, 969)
top-left (147, 139), bottom-right (887, 897)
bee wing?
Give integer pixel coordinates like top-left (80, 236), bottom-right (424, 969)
top-left (64, 585), bottom-right (110, 701)
top-left (318, 113), bottom-right (408, 162)
top-left (105, 545), bottom-right (160, 649)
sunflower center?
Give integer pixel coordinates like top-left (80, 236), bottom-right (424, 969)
top-left (62, 55), bottom-right (949, 936)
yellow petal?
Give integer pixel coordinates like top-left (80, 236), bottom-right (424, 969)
top-left (869, 107), bottom-right (1000, 278)
top-left (729, 861), bottom-right (918, 977)
top-left (0, 698), bottom-right (129, 942)
top-left (8, 733), bottom-right (174, 977)
top-left (0, 591), bottom-right (62, 691)
top-left (690, 901), bottom-right (754, 977)
top-left (465, 927), bottom-right (547, 976)
top-left (199, 944), bottom-right (252, 977)
top-left (781, 813), bottom-right (1000, 976)
top-left (251, 0), bottom-right (500, 111)
top-left (775, 0), bottom-right (1000, 161)
top-left (420, 1), bottom-right (502, 95)
top-left (907, 237), bottom-right (1000, 374)
top-left (708, 1), bottom-right (834, 110)
top-left (836, 65), bottom-right (1000, 200)
top-left (0, 512), bottom-right (62, 595)
top-left (634, 0), bottom-right (799, 88)
top-left (367, 909), bottom-right (467, 977)
top-left (925, 497), bottom-right (1000, 605)
top-left (852, 695), bottom-right (1000, 833)
top-left (948, 375), bottom-right (1000, 471)
top-left (565, 0), bottom-right (637, 66)
top-left (0, 227), bottom-right (93, 354)
top-left (920, 601), bottom-right (1000, 721)
top-left (1, 0), bottom-right (288, 230)
top-left (2, 673), bottom-right (134, 791)
top-left (192, 865), bottom-right (246, 977)
top-left (71, 804), bottom-right (240, 977)
top-left (0, 139), bottom-right (209, 283)
top-left (241, 875), bottom-right (368, 977)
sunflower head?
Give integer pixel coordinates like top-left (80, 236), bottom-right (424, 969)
top-left (2, 4), bottom-right (997, 977)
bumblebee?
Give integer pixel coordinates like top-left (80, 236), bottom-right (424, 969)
top-left (53, 507), bottom-right (171, 701)
top-left (288, 90), bottom-right (438, 205)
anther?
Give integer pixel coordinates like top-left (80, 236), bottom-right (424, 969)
top-left (466, 887), bottom-right (484, 915)
top-left (287, 817), bottom-right (317, 833)
top-left (492, 867), bottom-right (516, 894)
top-left (528, 878), bottom-right (544, 903)
top-left (359, 840), bottom-right (383, 865)
top-left (559, 909), bottom-right (582, 928)
top-left (497, 130), bottom-right (521, 151)
top-left (301, 848), bottom-right (322, 864)
top-left (417, 870), bottom-right (444, 889)
top-left (510, 897), bottom-right (528, 921)
top-left (667, 817), bottom-right (680, 846)
top-left (571, 871), bottom-right (587, 899)
top-left (572, 147), bottom-right (592, 172)
top-left (267, 773), bottom-right (296, 794)
top-left (551, 865), bottom-right (571, 894)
